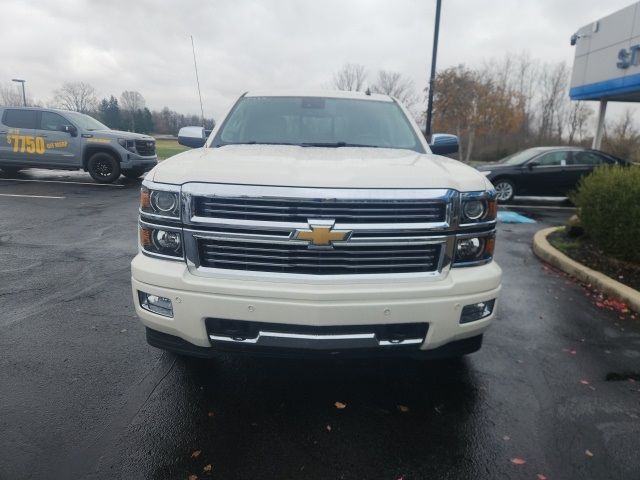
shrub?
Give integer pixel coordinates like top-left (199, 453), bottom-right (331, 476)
top-left (571, 165), bottom-right (640, 263)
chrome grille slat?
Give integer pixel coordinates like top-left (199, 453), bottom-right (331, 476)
top-left (201, 202), bottom-right (440, 213)
top-left (201, 244), bottom-right (437, 256)
top-left (198, 238), bottom-right (441, 275)
top-left (194, 196), bottom-right (447, 224)
top-left (199, 208), bottom-right (443, 220)
top-left (209, 259), bottom-right (437, 270)
top-left (207, 252), bottom-right (436, 262)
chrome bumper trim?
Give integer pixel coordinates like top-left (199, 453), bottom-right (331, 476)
top-left (209, 331), bottom-right (424, 349)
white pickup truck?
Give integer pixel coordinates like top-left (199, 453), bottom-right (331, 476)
top-left (131, 90), bottom-right (501, 359)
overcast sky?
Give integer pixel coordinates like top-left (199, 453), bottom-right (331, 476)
top-left (0, 0), bottom-right (635, 119)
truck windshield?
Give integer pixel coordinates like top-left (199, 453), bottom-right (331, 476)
top-left (213, 96), bottom-right (425, 153)
top-left (64, 111), bottom-right (110, 131)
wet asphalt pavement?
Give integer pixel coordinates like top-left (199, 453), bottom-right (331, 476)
top-left (1, 169), bottom-right (639, 480)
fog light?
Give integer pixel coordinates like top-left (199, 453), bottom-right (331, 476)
top-left (460, 299), bottom-right (495, 324)
top-left (139, 291), bottom-right (174, 317)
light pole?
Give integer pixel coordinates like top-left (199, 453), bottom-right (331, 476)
top-left (425, 0), bottom-right (442, 140)
top-left (12, 79), bottom-right (27, 106)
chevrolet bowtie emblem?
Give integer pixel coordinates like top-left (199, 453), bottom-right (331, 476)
top-left (294, 222), bottom-right (351, 247)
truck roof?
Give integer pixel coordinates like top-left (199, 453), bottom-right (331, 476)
top-left (0, 105), bottom-right (87, 115)
top-left (244, 89), bottom-right (394, 102)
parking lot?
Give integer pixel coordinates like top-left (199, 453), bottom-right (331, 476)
top-left (1, 169), bottom-right (639, 480)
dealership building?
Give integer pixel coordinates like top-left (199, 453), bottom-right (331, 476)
top-left (570, 1), bottom-right (640, 148)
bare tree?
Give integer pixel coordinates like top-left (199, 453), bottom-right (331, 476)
top-left (120, 91), bottom-right (146, 130)
top-left (602, 108), bottom-right (640, 161)
top-left (0, 82), bottom-right (27, 106)
top-left (53, 82), bottom-right (98, 113)
top-left (332, 63), bottom-right (367, 91)
top-left (371, 70), bottom-right (418, 109)
top-left (537, 62), bottom-right (568, 142)
top-left (566, 101), bottom-right (594, 144)
top-left (120, 90), bottom-right (145, 112)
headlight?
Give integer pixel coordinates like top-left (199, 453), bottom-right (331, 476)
top-left (460, 192), bottom-right (497, 224)
top-left (140, 186), bottom-right (180, 219)
top-left (140, 224), bottom-right (183, 259)
top-left (453, 233), bottom-right (495, 266)
top-left (118, 138), bottom-right (136, 152)
top-left (462, 200), bottom-right (485, 220)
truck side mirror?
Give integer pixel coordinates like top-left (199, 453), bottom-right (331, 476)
top-left (178, 126), bottom-right (206, 148)
top-left (429, 133), bottom-right (459, 155)
top-left (62, 125), bottom-right (78, 137)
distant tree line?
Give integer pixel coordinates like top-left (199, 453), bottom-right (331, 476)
top-left (331, 56), bottom-right (640, 163)
top-left (0, 81), bottom-right (214, 136)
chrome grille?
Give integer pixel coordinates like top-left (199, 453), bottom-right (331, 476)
top-left (197, 237), bottom-right (442, 275)
top-left (194, 197), bottom-right (447, 224)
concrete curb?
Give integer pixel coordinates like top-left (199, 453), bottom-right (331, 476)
top-left (533, 227), bottom-right (640, 313)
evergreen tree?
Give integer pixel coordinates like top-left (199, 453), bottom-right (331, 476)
top-left (98, 96), bottom-right (121, 129)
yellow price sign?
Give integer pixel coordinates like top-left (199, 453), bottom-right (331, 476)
top-left (7, 134), bottom-right (46, 154)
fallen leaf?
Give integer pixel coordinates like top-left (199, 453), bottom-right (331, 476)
top-left (537, 474), bottom-right (548, 480)
top-left (397, 405), bottom-right (409, 413)
top-left (326, 424), bottom-right (332, 431)
top-left (120, 329), bottom-right (127, 333)
top-left (580, 379), bottom-right (590, 385)
top-left (207, 412), bottom-right (214, 418)
top-left (203, 464), bottom-right (212, 473)
top-left (334, 401), bottom-right (347, 409)
top-left (585, 449), bottom-right (594, 457)
top-left (510, 457), bottom-right (527, 465)
top-left (188, 475), bottom-right (198, 480)
top-left (191, 450), bottom-right (201, 459)
top-left (570, 350), bottom-right (577, 355)
top-left (502, 435), bottom-right (510, 441)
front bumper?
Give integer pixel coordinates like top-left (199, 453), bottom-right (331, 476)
top-left (131, 254), bottom-right (502, 356)
top-left (120, 154), bottom-right (157, 172)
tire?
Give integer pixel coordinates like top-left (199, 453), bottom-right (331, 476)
top-left (121, 169), bottom-right (145, 180)
top-left (1, 167), bottom-right (22, 175)
top-left (87, 152), bottom-right (120, 184)
top-left (493, 178), bottom-right (515, 203)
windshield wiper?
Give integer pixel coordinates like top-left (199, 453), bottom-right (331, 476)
top-left (300, 142), bottom-right (383, 148)
top-left (223, 141), bottom-right (300, 146)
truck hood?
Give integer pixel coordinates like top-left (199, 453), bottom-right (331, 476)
top-left (91, 129), bottom-right (154, 141)
top-left (151, 144), bottom-right (490, 191)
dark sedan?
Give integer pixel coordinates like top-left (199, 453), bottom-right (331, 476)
top-left (476, 147), bottom-right (629, 202)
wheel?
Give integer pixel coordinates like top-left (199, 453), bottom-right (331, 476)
top-left (121, 169), bottom-right (145, 180)
top-left (87, 152), bottom-right (120, 184)
top-left (493, 178), bottom-right (515, 203)
top-left (1, 167), bottom-right (22, 175)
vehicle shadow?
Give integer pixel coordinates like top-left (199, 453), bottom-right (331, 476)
top-left (133, 354), bottom-right (486, 480)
